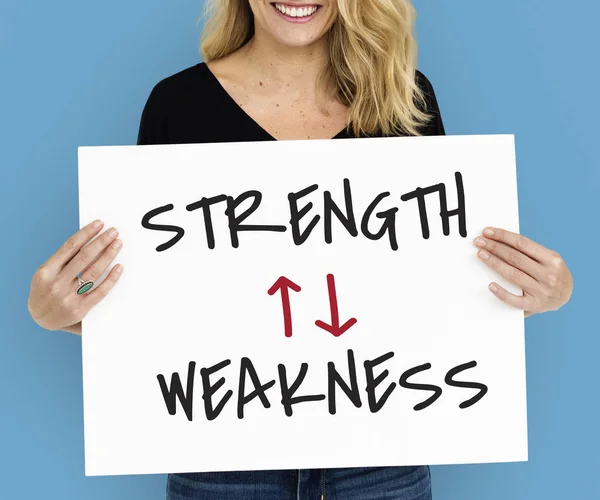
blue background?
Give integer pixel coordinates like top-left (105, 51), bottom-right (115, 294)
top-left (1, 0), bottom-right (598, 498)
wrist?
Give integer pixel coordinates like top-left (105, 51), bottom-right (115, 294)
top-left (62, 322), bottom-right (82, 335)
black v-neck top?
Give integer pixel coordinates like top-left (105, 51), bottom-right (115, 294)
top-left (136, 62), bottom-right (445, 146)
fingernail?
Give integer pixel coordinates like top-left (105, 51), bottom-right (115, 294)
top-left (483, 228), bottom-right (495, 237)
top-left (115, 264), bottom-right (123, 274)
top-left (112, 239), bottom-right (122, 249)
top-left (92, 220), bottom-right (103, 229)
top-left (474, 237), bottom-right (486, 248)
top-left (108, 228), bottom-right (118, 238)
top-left (478, 250), bottom-right (490, 260)
top-left (489, 283), bottom-right (498, 292)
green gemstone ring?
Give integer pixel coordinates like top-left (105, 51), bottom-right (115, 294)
top-left (76, 277), bottom-right (94, 295)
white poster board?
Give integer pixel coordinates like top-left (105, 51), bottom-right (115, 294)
top-left (78, 134), bottom-right (527, 476)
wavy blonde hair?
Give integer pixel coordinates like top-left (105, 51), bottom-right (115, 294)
top-left (201, 0), bottom-right (431, 137)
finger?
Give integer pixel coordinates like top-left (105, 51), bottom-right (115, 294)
top-left (41, 219), bottom-right (105, 275)
top-left (58, 227), bottom-right (119, 285)
top-left (476, 247), bottom-right (541, 292)
top-left (81, 264), bottom-right (124, 309)
top-left (78, 238), bottom-right (123, 285)
top-left (482, 227), bottom-right (549, 263)
top-left (488, 282), bottom-right (532, 311)
top-left (473, 236), bottom-right (545, 281)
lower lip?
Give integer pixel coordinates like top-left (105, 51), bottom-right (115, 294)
top-left (271, 4), bottom-right (322, 24)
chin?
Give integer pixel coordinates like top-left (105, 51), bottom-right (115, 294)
top-left (257, 1), bottom-right (336, 48)
top-left (272, 31), bottom-right (323, 48)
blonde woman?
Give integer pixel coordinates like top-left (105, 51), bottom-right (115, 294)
top-left (27, 0), bottom-right (574, 498)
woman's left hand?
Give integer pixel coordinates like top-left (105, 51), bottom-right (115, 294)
top-left (473, 227), bottom-right (573, 318)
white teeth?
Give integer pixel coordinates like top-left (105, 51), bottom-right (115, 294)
top-left (274, 4), bottom-right (318, 18)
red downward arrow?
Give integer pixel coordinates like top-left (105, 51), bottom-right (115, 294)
top-left (268, 276), bottom-right (302, 338)
top-left (315, 274), bottom-right (357, 337)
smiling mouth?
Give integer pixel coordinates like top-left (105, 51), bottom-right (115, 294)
top-left (270, 2), bottom-right (323, 21)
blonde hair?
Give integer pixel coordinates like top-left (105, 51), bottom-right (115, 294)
top-left (201, 0), bottom-right (431, 137)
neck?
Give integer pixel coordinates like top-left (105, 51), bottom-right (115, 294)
top-left (239, 28), bottom-right (331, 93)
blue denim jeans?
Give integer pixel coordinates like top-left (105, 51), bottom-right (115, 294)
top-left (166, 466), bottom-right (432, 500)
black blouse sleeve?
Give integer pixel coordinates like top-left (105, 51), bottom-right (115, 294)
top-left (416, 70), bottom-right (446, 136)
top-left (136, 83), bottom-right (169, 145)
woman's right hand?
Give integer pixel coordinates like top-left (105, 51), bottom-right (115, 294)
top-left (28, 219), bottom-right (124, 334)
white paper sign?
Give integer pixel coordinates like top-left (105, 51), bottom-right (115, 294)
top-left (78, 135), bottom-right (527, 476)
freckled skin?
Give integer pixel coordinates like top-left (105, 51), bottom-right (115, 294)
top-left (205, 0), bottom-right (349, 140)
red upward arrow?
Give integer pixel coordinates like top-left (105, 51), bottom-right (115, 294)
top-left (315, 274), bottom-right (357, 337)
top-left (268, 276), bottom-right (302, 338)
